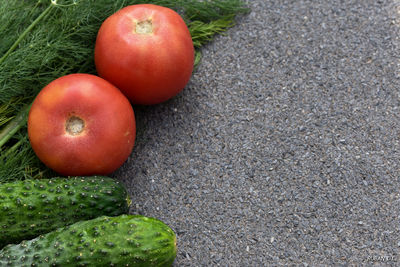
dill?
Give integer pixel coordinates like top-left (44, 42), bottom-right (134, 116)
top-left (0, 0), bottom-right (248, 181)
top-left (0, 135), bottom-right (48, 182)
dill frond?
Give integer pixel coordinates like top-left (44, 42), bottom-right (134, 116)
top-left (0, 136), bottom-right (48, 181)
top-left (0, 99), bottom-right (21, 128)
top-left (184, 0), bottom-right (250, 23)
top-left (189, 17), bottom-right (236, 49)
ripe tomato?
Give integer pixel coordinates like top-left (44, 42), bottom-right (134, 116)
top-left (94, 4), bottom-right (195, 105)
top-left (28, 73), bottom-right (136, 176)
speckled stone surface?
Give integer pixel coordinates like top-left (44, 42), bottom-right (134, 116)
top-left (115, 0), bottom-right (400, 265)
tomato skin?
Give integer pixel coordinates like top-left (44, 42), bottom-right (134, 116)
top-left (28, 74), bottom-right (136, 176)
top-left (94, 4), bottom-right (195, 105)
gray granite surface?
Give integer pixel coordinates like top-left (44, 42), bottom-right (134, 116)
top-left (115, 0), bottom-right (400, 265)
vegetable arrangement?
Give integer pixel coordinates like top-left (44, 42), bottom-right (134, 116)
top-left (0, 0), bottom-right (248, 265)
top-left (0, 0), bottom-right (248, 181)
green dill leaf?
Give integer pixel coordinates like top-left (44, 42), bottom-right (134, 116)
top-left (184, 0), bottom-right (250, 22)
top-left (189, 17), bottom-right (236, 49)
top-left (0, 136), bottom-right (48, 181)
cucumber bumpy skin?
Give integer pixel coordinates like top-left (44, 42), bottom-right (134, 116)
top-left (0, 215), bottom-right (177, 267)
top-left (0, 176), bottom-right (130, 248)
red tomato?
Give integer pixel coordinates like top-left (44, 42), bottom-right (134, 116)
top-left (28, 73), bottom-right (136, 176)
top-left (94, 4), bottom-right (195, 105)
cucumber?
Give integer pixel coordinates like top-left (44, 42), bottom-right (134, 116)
top-left (0, 176), bottom-right (130, 248)
top-left (0, 215), bottom-right (177, 267)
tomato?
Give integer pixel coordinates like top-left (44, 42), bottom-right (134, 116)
top-left (28, 73), bottom-right (136, 176)
top-left (94, 4), bottom-right (195, 105)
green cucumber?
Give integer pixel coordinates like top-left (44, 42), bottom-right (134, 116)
top-left (0, 176), bottom-right (130, 248)
top-left (0, 215), bottom-right (177, 267)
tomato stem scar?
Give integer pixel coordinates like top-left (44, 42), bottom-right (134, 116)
top-left (135, 19), bottom-right (153, 34)
top-left (65, 116), bottom-right (85, 135)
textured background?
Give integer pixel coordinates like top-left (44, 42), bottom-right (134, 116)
top-left (115, 0), bottom-right (400, 265)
